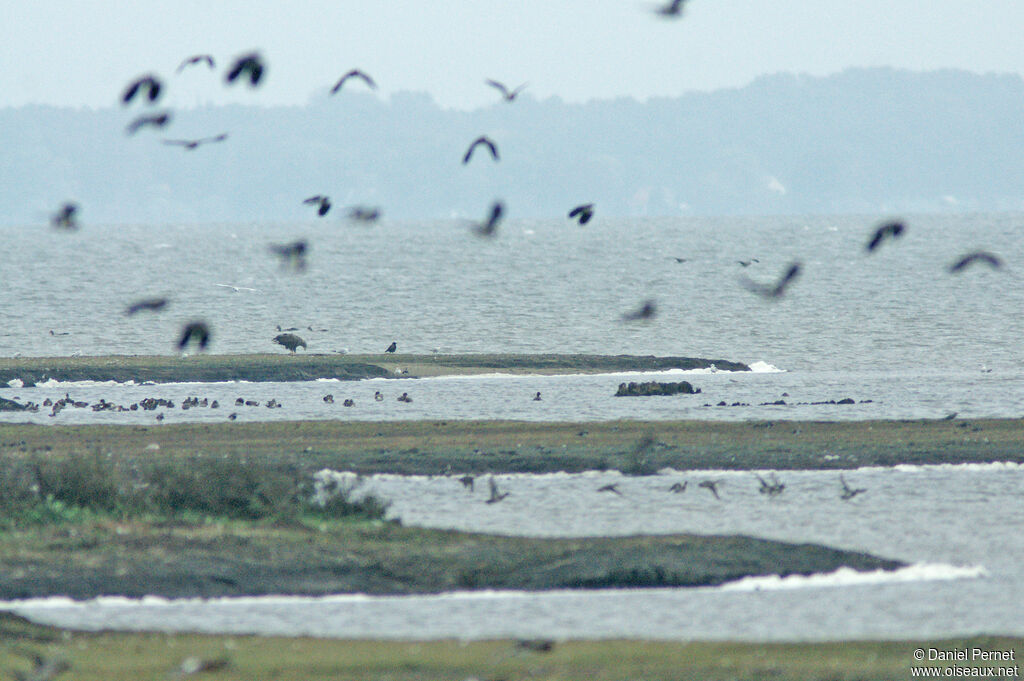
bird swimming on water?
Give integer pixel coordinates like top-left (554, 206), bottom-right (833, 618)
top-left (622, 299), bottom-right (657, 321)
top-left (177, 321), bottom-right (211, 352)
top-left (51, 202), bottom-right (79, 230)
top-left (568, 203), bottom-right (595, 225)
top-left (161, 133), bottom-right (228, 150)
top-left (125, 297), bottom-right (168, 315)
top-left (462, 136), bottom-right (499, 164)
top-left (303, 195), bottom-right (331, 217)
top-left (176, 54), bottom-right (215, 72)
top-left (122, 75), bottom-right (162, 105)
top-left (948, 251), bottom-right (1003, 273)
top-left (331, 69), bottom-right (377, 94)
top-left (740, 262), bottom-right (801, 299)
top-left (471, 201), bottom-right (505, 238)
top-left (226, 52), bottom-right (265, 86)
top-left (126, 111), bottom-right (171, 135)
top-left (865, 220), bottom-right (905, 253)
top-left (485, 79), bottom-right (527, 101)
top-left (269, 240), bottom-right (308, 271)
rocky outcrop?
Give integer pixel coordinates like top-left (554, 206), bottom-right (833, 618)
top-left (0, 396), bottom-right (27, 411)
top-left (615, 380), bottom-right (700, 397)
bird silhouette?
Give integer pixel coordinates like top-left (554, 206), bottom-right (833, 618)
top-left (533, 391), bottom-right (542, 401)
top-left (161, 133), bottom-right (228, 150)
top-left (347, 206), bottom-right (381, 222)
top-left (303, 195), bottom-right (331, 216)
top-left (568, 203), bottom-right (595, 225)
top-left (273, 333), bottom-right (307, 352)
top-left (698, 480), bottom-right (722, 499)
top-left (331, 69), bottom-right (376, 94)
top-left (622, 299), bottom-right (657, 321)
top-left (949, 251), bottom-right (1003, 273)
top-left (485, 79), bottom-right (527, 101)
top-left (654, 0), bottom-right (688, 16)
top-left (471, 201), bottom-right (505, 237)
top-left (226, 52), bottom-right (265, 86)
top-left (125, 111), bottom-right (171, 135)
top-left (755, 473), bottom-right (786, 497)
top-left (865, 220), bottom-right (905, 252)
top-left (597, 483), bottom-right (623, 495)
top-left (741, 262), bottom-right (801, 298)
top-left (122, 75), bottom-right (162, 104)
top-left (839, 474), bottom-right (867, 501)
top-left (269, 240), bottom-right (308, 271)
top-left (125, 297), bottom-right (168, 315)
top-left (50, 202), bottom-right (79, 230)
top-left (176, 54), bottom-right (215, 72)
top-left (459, 475), bottom-right (475, 491)
top-left (177, 321), bottom-right (210, 351)
top-left (486, 477), bottom-right (509, 504)
top-left (737, 259), bottom-right (760, 267)
top-left (462, 136), bottom-right (499, 164)
top-left (669, 481), bottom-right (688, 493)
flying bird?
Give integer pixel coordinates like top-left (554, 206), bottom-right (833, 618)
top-left (331, 69), bottom-right (377, 94)
top-left (471, 201), bottom-right (505, 238)
top-left (839, 474), bottom-right (867, 501)
top-left (485, 79), bottom-right (527, 101)
top-left (462, 136), bottom-right (499, 164)
top-left (303, 195), bottom-right (331, 217)
top-left (486, 476), bottom-right (510, 504)
top-left (622, 299), bottom-right (657, 321)
top-left (50, 202), bottom-right (78, 230)
top-left (176, 54), bottom-right (215, 72)
top-left (125, 111), bottom-right (171, 135)
top-left (669, 481), bottom-right (688, 493)
top-left (737, 259), bottom-right (760, 267)
top-left (698, 480), bottom-right (722, 499)
top-left (654, 0), bottom-right (688, 17)
top-left (756, 473), bottom-right (786, 497)
top-left (568, 203), bottom-right (595, 225)
top-left (122, 74), bottom-right (162, 104)
top-left (269, 240), bottom-right (308, 271)
top-left (741, 262), bottom-right (801, 298)
top-left (125, 297), bottom-right (168, 315)
top-left (161, 133), bottom-right (227, 150)
top-left (347, 206), bottom-right (381, 222)
top-left (949, 251), bottom-right (1003, 273)
top-left (226, 52), bottom-right (265, 87)
top-left (273, 333), bottom-right (307, 353)
top-left (177, 321), bottom-right (211, 351)
top-left (865, 220), bottom-right (905, 252)
top-left (597, 483), bottom-right (623, 496)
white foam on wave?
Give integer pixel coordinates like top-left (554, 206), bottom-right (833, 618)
top-left (748, 361), bottom-right (784, 373)
top-left (34, 378), bottom-right (139, 388)
top-left (718, 563), bottom-right (987, 592)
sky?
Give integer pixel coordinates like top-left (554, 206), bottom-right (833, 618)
top-left (3, 0), bottom-right (1024, 111)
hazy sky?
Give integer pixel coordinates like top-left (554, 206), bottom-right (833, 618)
top-left (3, 0), bottom-right (1023, 110)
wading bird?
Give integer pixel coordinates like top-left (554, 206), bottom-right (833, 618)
top-left (273, 333), bottom-right (307, 352)
top-left (948, 251), bottom-right (1003, 273)
top-left (226, 52), bottom-right (265, 86)
top-left (126, 111), bottom-right (171, 135)
top-left (568, 203), bottom-right (595, 225)
top-left (865, 220), bottom-right (905, 252)
top-left (486, 79), bottom-right (527, 101)
top-left (740, 262), bottom-right (801, 299)
top-left (125, 297), bottom-right (168, 315)
top-left (176, 54), bottom-right (215, 72)
top-left (471, 201), bottom-right (504, 237)
top-left (177, 321), bottom-right (210, 352)
top-left (303, 195), bottom-right (331, 217)
top-left (161, 133), bottom-right (228, 150)
top-left (122, 74), bottom-right (162, 104)
top-left (462, 136), bottom-right (499, 164)
top-left (331, 69), bottom-right (376, 93)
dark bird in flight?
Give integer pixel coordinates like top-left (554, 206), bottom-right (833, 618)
top-left (385, 341), bottom-right (397, 353)
top-left (161, 133), bottom-right (228, 150)
top-left (669, 481), bottom-right (688, 493)
top-left (865, 220), bottom-right (905, 253)
top-left (949, 251), bottom-right (1003, 273)
top-left (269, 240), bottom-right (308, 271)
top-left (486, 476), bottom-right (510, 504)
top-left (654, 0), bottom-right (688, 17)
top-left (126, 111), bottom-right (171, 135)
top-left (755, 473), bottom-right (786, 497)
top-left (226, 52), bottom-right (265, 87)
top-left (177, 321), bottom-right (211, 351)
top-left (485, 79), bottom-right (527, 101)
top-left (51, 202), bottom-right (79, 230)
top-left (671, 257), bottom-right (687, 263)
top-left (698, 480), bottom-right (722, 499)
top-left (471, 201), bottom-right (505, 237)
top-left (568, 203), bottom-right (595, 225)
top-left (122, 74), bottom-right (162, 105)
top-left (462, 136), bottom-right (499, 164)
top-left (597, 483), bottom-right (623, 496)
top-left (839, 474), bottom-right (867, 501)
top-left (177, 54), bottom-right (215, 72)
top-left (737, 259), bottom-right (759, 267)
top-left (741, 262), bottom-right (802, 299)
top-left (622, 299), bottom-right (657, 321)
top-left (331, 69), bottom-right (377, 94)
top-left (273, 333), bottom-right (307, 353)
top-left (459, 474), bottom-right (474, 491)
top-left (303, 195), bottom-right (331, 217)
top-left (348, 206), bottom-right (381, 222)
top-left (125, 297), bottom-right (168, 315)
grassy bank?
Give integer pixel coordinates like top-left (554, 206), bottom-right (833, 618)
top-left (2, 614), bottom-right (1020, 681)
top-left (2, 418), bottom-right (1021, 475)
top-left (0, 352), bottom-right (749, 385)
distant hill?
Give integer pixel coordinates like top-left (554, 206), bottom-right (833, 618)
top-left (2, 67), bottom-right (1022, 225)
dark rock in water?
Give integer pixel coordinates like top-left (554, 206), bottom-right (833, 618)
top-left (0, 396), bottom-right (27, 411)
top-left (615, 381), bottom-right (700, 397)
top-left (837, 397), bottom-right (856, 404)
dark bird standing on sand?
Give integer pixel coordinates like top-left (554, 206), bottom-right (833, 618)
top-left (162, 133), bottom-right (228, 150)
top-left (269, 240), bottom-right (308, 271)
top-left (741, 262), bottom-right (801, 299)
top-left (568, 203), bottom-right (595, 225)
top-left (839, 474), bottom-right (867, 501)
top-left (654, 0), bottom-right (688, 16)
top-left (126, 111), bottom-right (171, 135)
top-left (303, 195), bottom-right (331, 217)
top-left (698, 480), bottom-right (722, 499)
top-left (331, 69), bottom-right (376, 93)
top-left (385, 341), bottom-right (397, 353)
top-left (125, 297), bottom-right (168, 315)
top-left (471, 201), bottom-right (505, 238)
top-left (486, 477), bottom-right (509, 504)
top-left (177, 321), bottom-right (211, 352)
top-left (865, 220), bottom-right (905, 253)
top-left (462, 136), bottom-right (499, 164)
top-left (273, 333), bottom-right (307, 353)
top-left (486, 79), bottom-right (527, 101)
top-left (51, 202), bottom-right (78, 230)
top-left (122, 74), bottom-right (162, 104)
top-left (177, 54), bottom-right (215, 72)
top-left (949, 251), bottom-right (1003, 273)
top-left (622, 299), bottom-right (657, 321)
top-left (225, 52), bottom-right (265, 87)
